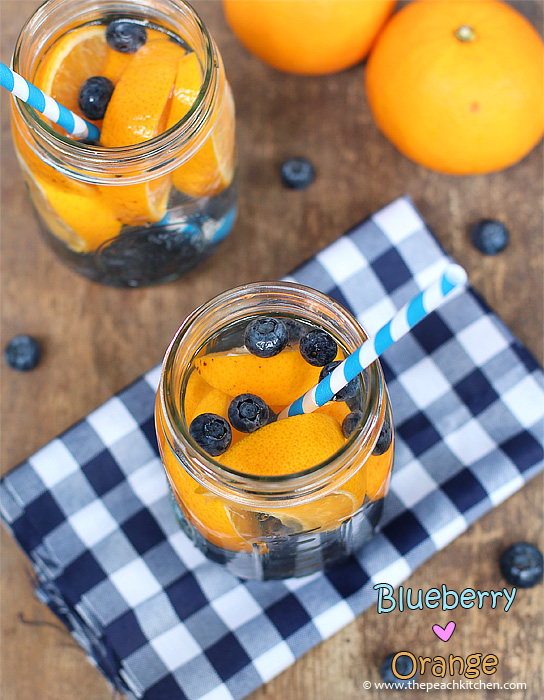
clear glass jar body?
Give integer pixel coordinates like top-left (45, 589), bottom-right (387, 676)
top-left (10, 0), bottom-right (237, 287)
top-left (155, 282), bottom-right (394, 580)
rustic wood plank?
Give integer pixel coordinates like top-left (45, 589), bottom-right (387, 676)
top-left (1, 1), bottom-right (542, 699)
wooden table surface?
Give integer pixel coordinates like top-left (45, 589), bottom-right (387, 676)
top-left (1, 1), bottom-right (543, 699)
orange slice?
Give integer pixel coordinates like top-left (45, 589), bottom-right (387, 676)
top-left (32, 171), bottom-right (121, 252)
top-left (102, 29), bottom-right (167, 84)
top-left (171, 79), bottom-right (236, 198)
top-left (268, 491), bottom-right (359, 532)
top-left (315, 400), bottom-right (351, 425)
top-left (164, 51), bottom-right (236, 198)
top-left (220, 413), bottom-right (353, 536)
top-left (12, 113), bottom-right (121, 252)
top-left (194, 349), bottom-right (324, 406)
top-left (159, 431), bottom-right (251, 552)
top-left (156, 403), bottom-right (250, 552)
top-left (99, 38), bottom-right (185, 223)
top-left (98, 175), bottom-right (172, 225)
top-left (220, 412), bottom-right (345, 476)
top-left (101, 38), bottom-right (184, 146)
top-left (34, 25), bottom-right (108, 117)
top-left (167, 52), bottom-right (202, 124)
top-left (34, 26), bottom-right (171, 117)
top-left (183, 369), bottom-right (213, 425)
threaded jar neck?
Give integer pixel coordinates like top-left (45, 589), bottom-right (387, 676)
top-left (11, 0), bottom-right (222, 185)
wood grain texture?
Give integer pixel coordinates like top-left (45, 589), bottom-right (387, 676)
top-left (1, 1), bottom-right (542, 699)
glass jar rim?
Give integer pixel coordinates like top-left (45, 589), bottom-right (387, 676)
top-left (11, 0), bottom-right (220, 183)
top-left (158, 281), bottom-right (387, 505)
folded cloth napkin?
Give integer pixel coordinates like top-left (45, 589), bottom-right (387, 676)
top-left (1, 195), bottom-right (543, 700)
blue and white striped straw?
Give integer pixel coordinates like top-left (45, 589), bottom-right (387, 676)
top-left (279, 263), bottom-right (468, 420)
top-left (1, 62), bottom-right (100, 141)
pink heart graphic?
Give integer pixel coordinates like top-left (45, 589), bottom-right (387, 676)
top-left (432, 621), bottom-right (456, 642)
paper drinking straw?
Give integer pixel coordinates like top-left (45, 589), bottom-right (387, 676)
top-left (279, 263), bottom-right (468, 420)
top-left (1, 62), bottom-right (100, 141)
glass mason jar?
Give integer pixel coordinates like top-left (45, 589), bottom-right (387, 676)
top-left (155, 282), bottom-right (394, 580)
top-left (10, 0), bottom-right (237, 287)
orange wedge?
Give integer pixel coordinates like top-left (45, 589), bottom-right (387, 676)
top-left (221, 413), bottom-right (345, 476)
top-left (34, 25), bottom-right (108, 117)
top-left (13, 118), bottom-right (121, 252)
top-left (315, 400), bottom-right (351, 425)
top-left (171, 82), bottom-right (236, 198)
top-left (183, 369), bottom-right (213, 425)
top-left (194, 349), bottom-right (324, 406)
top-left (165, 53), bottom-right (235, 198)
top-left (102, 30), bottom-right (167, 83)
top-left (264, 490), bottom-right (360, 533)
top-left (156, 401), bottom-right (251, 552)
top-left (220, 413), bottom-right (355, 535)
top-left (167, 51), bottom-right (202, 124)
top-left (161, 435), bottom-right (251, 552)
top-left (32, 170), bottom-right (121, 252)
top-left (99, 38), bottom-right (185, 223)
top-left (34, 25), bottom-right (170, 117)
top-left (101, 38), bottom-right (184, 146)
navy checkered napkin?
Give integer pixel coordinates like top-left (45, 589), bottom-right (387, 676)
top-left (1, 195), bottom-right (543, 700)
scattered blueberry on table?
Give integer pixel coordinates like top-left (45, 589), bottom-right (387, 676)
top-left (499, 542), bottom-right (543, 588)
top-left (280, 157), bottom-right (315, 190)
top-left (471, 219), bottom-right (510, 255)
top-left (299, 329), bottom-right (337, 366)
top-left (244, 317), bottom-right (288, 358)
top-left (78, 76), bottom-right (114, 120)
top-left (4, 335), bottom-right (41, 372)
top-left (380, 652), bottom-right (418, 686)
top-left (319, 360), bottom-right (359, 401)
top-left (189, 413), bottom-right (232, 456)
top-left (106, 19), bottom-right (147, 53)
top-left (228, 394), bottom-right (269, 433)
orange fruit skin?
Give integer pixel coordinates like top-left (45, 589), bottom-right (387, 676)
top-left (365, 0), bottom-right (544, 175)
top-left (222, 0), bottom-right (396, 75)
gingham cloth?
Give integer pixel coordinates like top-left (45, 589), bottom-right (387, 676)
top-left (1, 195), bottom-right (543, 700)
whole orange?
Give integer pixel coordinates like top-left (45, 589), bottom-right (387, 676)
top-left (222, 0), bottom-right (396, 75)
top-left (365, 0), bottom-right (544, 175)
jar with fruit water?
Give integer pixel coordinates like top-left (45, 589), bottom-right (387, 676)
top-left (10, 0), bottom-right (236, 287)
top-left (156, 282), bottom-right (394, 580)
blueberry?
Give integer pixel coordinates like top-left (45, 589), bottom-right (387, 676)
top-left (77, 76), bottom-right (114, 120)
top-left (471, 219), bottom-right (510, 255)
top-left (299, 329), bottom-right (337, 367)
top-left (228, 394), bottom-right (269, 433)
top-left (373, 418), bottom-right (392, 455)
top-left (499, 542), bottom-right (543, 588)
top-left (342, 410), bottom-right (362, 439)
top-left (244, 317), bottom-right (288, 358)
top-left (4, 335), bottom-right (41, 371)
top-left (280, 157), bottom-right (315, 190)
top-left (284, 319), bottom-right (304, 344)
top-left (189, 413), bottom-right (231, 456)
top-left (97, 222), bottom-right (204, 286)
top-left (106, 20), bottom-right (147, 53)
top-left (319, 361), bottom-right (360, 402)
top-left (380, 652), bottom-right (418, 685)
